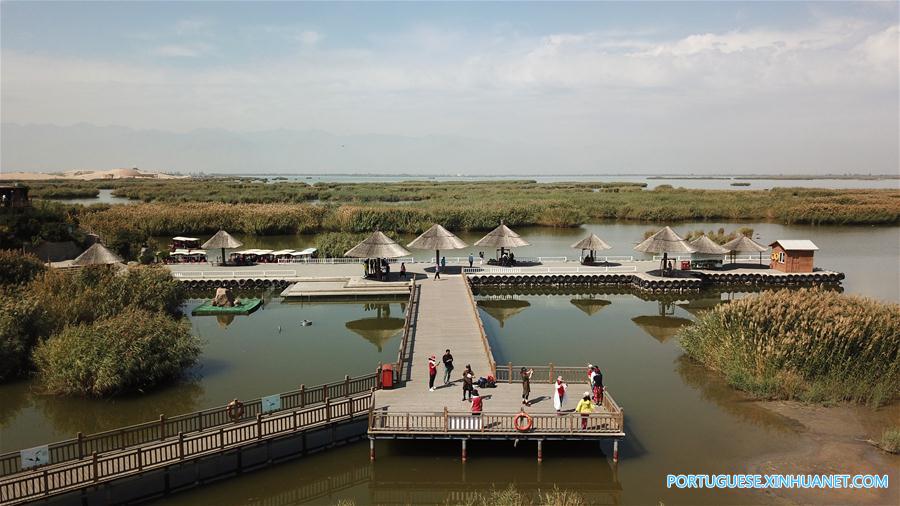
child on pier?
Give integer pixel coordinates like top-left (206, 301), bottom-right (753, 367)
top-left (471, 389), bottom-right (483, 415)
top-left (521, 367), bottom-right (533, 406)
top-left (428, 355), bottom-right (437, 391)
top-left (553, 376), bottom-right (567, 413)
top-left (576, 392), bottom-right (594, 429)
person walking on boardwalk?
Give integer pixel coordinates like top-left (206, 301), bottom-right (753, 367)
top-left (440, 256), bottom-right (446, 271)
top-left (442, 349), bottom-right (454, 384)
top-left (576, 391), bottom-right (594, 429)
top-left (468, 253), bottom-right (474, 268)
top-left (471, 389), bottom-right (483, 415)
top-left (400, 262), bottom-right (406, 279)
top-left (428, 355), bottom-right (438, 391)
top-left (462, 365), bottom-right (474, 401)
top-left (553, 376), bottom-right (568, 413)
top-left (521, 367), bottom-right (533, 406)
top-left (434, 263), bottom-right (441, 280)
top-left (592, 366), bottom-right (604, 404)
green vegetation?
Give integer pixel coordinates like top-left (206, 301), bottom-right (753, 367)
top-left (315, 232), bottom-right (369, 258)
top-left (0, 200), bottom-right (82, 249)
top-left (678, 288), bottom-right (900, 407)
top-left (0, 250), bottom-right (47, 285)
top-left (33, 308), bottom-right (200, 396)
top-left (730, 182), bottom-right (751, 187)
top-left (879, 427), bottom-right (900, 454)
top-left (0, 265), bottom-right (194, 394)
top-left (27, 182), bottom-right (99, 199)
top-left (446, 485), bottom-right (586, 506)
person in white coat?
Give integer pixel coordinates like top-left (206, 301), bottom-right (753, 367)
top-left (553, 376), bottom-right (568, 414)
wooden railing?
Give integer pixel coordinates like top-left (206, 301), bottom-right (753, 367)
top-left (0, 394), bottom-right (373, 505)
top-left (369, 409), bottom-right (623, 436)
top-left (0, 374), bottom-right (378, 478)
top-left (463, 279), bottom-right (496, 376)
top-left (494, 364), bottom-right (588, 384)
top-left (379, 278), bottom-right (417, 385)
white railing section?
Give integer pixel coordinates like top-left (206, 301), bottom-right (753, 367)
top-left (172, 270), bottom-right (298, 279)
top-left (276, 257), bottom-right (415, 264)
top-left (462, 265), bottom-right (637, 274)
top-left (650, 254), bottom-right (759, 262)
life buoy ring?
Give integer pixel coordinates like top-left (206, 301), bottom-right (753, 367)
top-left (514, 412), bottom-right (533, 432)
top-left (226, 399), bottom-right (244, 421)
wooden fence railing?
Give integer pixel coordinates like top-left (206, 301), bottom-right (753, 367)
top-left (0, 394), bottom-right (373, 505)
top-left (377, 278), bottom-right (417, 385)
top-left (494, 364), bottom-right (588, 384)
top-left (0, 374), bottom-right (378, 478)
top-left (463, 279), bottom-right (496, 376)
top-left (369, 409), bottom-right (623, 436)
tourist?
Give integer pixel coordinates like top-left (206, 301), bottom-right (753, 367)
top-left (428, 355), bottom-right (438, 391)
top-left (462, 365), bottom-right (474, 401)
top-left (471, 389), bottom-right (483, 416)
top-left (440, 256), bottom-right (446, 271)
top-left (468, 253), bottom-right (474, 268)
top-left (400, 262), bottom-right (406, 279)
top-left (587, 363), bottom-right (596, 386)
top-left (553, 376), bottom-right (567, 413)
top-left (576, 391), bottom-right (594, 429)
top-left (592, 366), bottom-right (604, 404)
top-left (521, 367), bottom-right (533, 406)
top-left (442, 349), bottom-right (454, 384)
top-left (434, 263), bottom-right (441, 280)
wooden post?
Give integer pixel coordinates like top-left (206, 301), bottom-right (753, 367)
top-left (537, 440), bottom-right (543, 463)
top-left (613, 439), bottom-right (619, 463)
top-left (325, 397), bottom-right (332, 423)
top-left (137, 447), bottom-right (143, 471)
top-left (299, 384), bottom-right (306, 408)
top-left (219, 428), bottom-right (225, 450)
top-left (443, 407), bottom-right (449, 432)
top-left (43, 469), bottom-right (49, 496)
top-left (178, 432), bottom-right (184, 460)
top-left (159, 415), bottom-right (166, 441)
top-left (77, 432), bottom-right (84, 459)
top-left (345, 375), bottom-right (351, 396)
top-left (461, 439), bottom-right (467, 462)
top-left (92, 452), bottom-right (98, 482)
top-left (256, 414), bottom-right (263, 440)
top-left (369, 438), bottom-right (375, 461)
top-left (508, 362), bottom-right (513, 383)
top-left (549, 363), bottom-right (555, 382)
top-left (405, 413), bottom-right (410, 431)
top-left (198, 411), bottom-right (203, 431)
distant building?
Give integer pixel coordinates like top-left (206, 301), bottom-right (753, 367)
top-left (769, 240), bottom-right (818, 273)
top-left (0, 185), bottom-right (30, 208)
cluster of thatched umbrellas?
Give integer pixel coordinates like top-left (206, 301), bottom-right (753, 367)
top-left (634, 226), bottom-right (767, 275)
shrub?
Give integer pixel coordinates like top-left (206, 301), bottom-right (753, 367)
top-left (33, 308), bottom-right (201, 396)
top-left (0, 250), bottom-right (46, 285)
top-left (678, 288), bottom-right (900, 406)
top-left (0, 292), bottom-right (45, 381)
top-left (880, 427), bottom-right (900, 454)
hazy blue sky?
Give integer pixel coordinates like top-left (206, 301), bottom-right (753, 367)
top-left (2, 1), bottom-right (898, 174)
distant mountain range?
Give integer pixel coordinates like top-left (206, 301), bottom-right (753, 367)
top-left (0, 123), bottom-right (560, 174)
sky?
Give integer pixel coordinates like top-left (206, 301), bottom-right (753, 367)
top-left (1, 1), bottom-right (898, 175)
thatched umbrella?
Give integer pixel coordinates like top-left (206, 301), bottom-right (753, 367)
top-left (570, 298), bottom-right (611, 316)
top-left (722, 235), bottom-right (768, 264)
top-left (407, 224), bottom-right (468, 266)
top-left (634, 226), bottom-right (695, 273)
top-left (71, 243), bottom-right (123, 267)
top-left (688, 235), bottom-right (729, 255)
top-left (477, 299), bottom-right (530, 327)
top-left (202, 230), bottom-right (243, 266)
top-left (344, 231), bottom-right (411, 259)
top-left (345, 317), bottom-right (405, 351)
top-left (571, 233), bottom-right (611, 262)
top-left (631, 315), bottom-right (693, 342)
top-left (474, 221), bottom-right (530, 260)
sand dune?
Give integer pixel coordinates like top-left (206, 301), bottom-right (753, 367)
top-left (0, 168), bottom-right (185, 181)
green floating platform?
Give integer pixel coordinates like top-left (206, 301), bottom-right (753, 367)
top-left (192, 298), bottom-right (263, 316)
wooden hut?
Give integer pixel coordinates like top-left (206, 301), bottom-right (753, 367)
top-left (769, 240), bottom-right (818, 273)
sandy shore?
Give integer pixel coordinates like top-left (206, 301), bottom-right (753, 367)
top-left (0, 168), bottom-right (185, 180)
top-left (748, 401), bottom-right (899, 505)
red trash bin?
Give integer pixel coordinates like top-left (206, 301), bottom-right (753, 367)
top-left (680, 260), bottom-right (691, 270)
top-left (381, 363), bottom-right (394, 389)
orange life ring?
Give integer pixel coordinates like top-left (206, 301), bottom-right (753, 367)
top-left (226, 399), bottom-right (244, 421)
top-left (514, 412), bottom-right (533, 432)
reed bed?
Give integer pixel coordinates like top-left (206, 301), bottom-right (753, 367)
top-left (678, 288), bottom-right (900, 406)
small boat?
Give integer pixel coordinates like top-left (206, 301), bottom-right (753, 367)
top-left (300, 319), bottom-right (312, 326)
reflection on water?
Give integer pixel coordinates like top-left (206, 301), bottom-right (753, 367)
top-left (215, 313), bottom-right (236, 328)
top-left (569, 297), bottom-right (612, 316)
top-left (345, 307), bottom-right (404, 352)
top-left (477, 299), bottom-right (531, 327)
top-left (631, 315), bottom-right (693, 343)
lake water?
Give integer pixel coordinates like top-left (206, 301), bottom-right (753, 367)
top-left (3, 222), bottom-right (897, 504)
top-left (45, 188), bottom-right (136, 206)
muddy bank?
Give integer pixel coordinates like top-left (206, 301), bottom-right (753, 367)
top-left (748, 401), bottom-right (899, 505)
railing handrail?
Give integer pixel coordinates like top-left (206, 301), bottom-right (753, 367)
top-left (391, 278), bottom-right (418, 382)
top-left (0, 373), bottom-right (377, 478)
top-left (369, 407), bottom-right (623, 435)
top-left (171, 270), bottom-right (298, 279)
top-left (1, 394), bottom-right (374, 503)
top-left (461, 266), bottom-right (638, 274)
top-left (463, 279), bottom-right (496, 376)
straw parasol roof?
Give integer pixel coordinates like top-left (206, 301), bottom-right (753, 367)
top-left (71, 243), bottom-right (123, 267)
top-left (345, 317), bottom-right (405, 351)
top-left (571, 233), bottom-right (612, 251)
top-left (633, 226), bottom-right (696, 254)
top-left (570, 298), bottom-right (612, 316)
top-left (477, 299), bottom-right (530, 327)
top-left (474, 222), bottom-right (530, 249)
top-left (345, 231), bottom-right (411, 258)
top-left (688, 235), bottom-right (729, 255)
top-left (407, 224), bottom-right (468, 251)
top-left (722, 235), bottom-right (768, 253)
top-left (202, 230), bottom-right (243, 250)
top-left (631, 315), bottom-right (693, 342)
